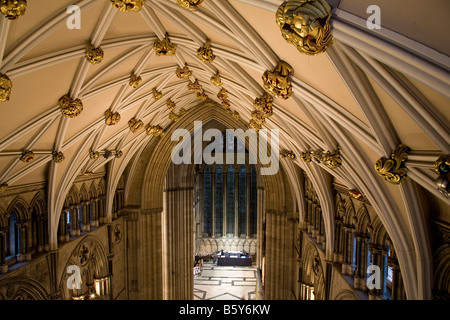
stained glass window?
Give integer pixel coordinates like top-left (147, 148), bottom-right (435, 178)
top-left (239, 165), bottom-right (247, 235)
top-left (227, 165), bottom-right (235, 234)
top-left (215, 165), bottom-right (223, 235)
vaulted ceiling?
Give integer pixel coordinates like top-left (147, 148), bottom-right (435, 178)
top-left (0, 0), bottom-right (449, 299)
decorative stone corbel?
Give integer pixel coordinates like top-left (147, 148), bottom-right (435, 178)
top-left (375, 144), bottom-right (409, 185)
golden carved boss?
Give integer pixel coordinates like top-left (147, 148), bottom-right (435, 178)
top-left (85, 43), bottom-right (104, 64)
top-left (375, 144), bottom-right (409, 184)
top-left (128, 118), bottom-right (144, 133)
top-left (300, 152), bottom-right (311, 163)
top-left (153, 33), bottom-right (177, 56)
top-left (280, 149), bottom-right (296, 160)
top-left (197, 90), bottom-right (208, 101)
top-left (175, 0), bottom-right (204, 11)
top-left (176, 64), bottom-right (193, 79)
top-left (104, 109), bottom-right (121, 126)
top-left (110, 0), bottom-right (145, 13)
top-left (217, 88), bottom-right (228, 101)
top-left (59, 94), bottom-right (83, 118)
top-left (0, 73), bottom-right (12, 102)
top-left (1, 0), bottom-right (27, 20)
top-left (169, 108), bottom-right (186, 122)
top-left (254, 93), bottom-right (274, 118)
top-left (276, 0), bottom-right (333, 55)
top-left (129, 73), bottom-right (142, 88)
top-left (262, 61), bottom-right (293, 99)
top-left (89, 149), bottom-right (100, 160)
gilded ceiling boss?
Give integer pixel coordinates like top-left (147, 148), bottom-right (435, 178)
top-left (276, 0), bottom-right (333, 55)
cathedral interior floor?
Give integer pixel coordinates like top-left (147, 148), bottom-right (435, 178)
top-left (194, 262), bottom-right (257, 300)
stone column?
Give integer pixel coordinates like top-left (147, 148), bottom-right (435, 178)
top-left (81, 202), bottom-right (90, 232)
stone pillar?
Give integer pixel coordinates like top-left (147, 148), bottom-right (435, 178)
top-left (388, 255), bottom-right (405, 300)
top-left (91, 198), bottom-right (99, 228)
top-left (354, 234), bottom-right (369, 290)
top-left (211, 169), bottom-right (216, 237)
top-left (234, 170), bottom-right (239, 238)
top-left (71, 205), bottom-right (80, 237)
top-left (81, 202), bottom-right (90, 232)
top-left (0, 229), bottom-right (8, 273)
top-left (246, 171), bottom-right (251, 238)
top-left (368, 244), bottom-right (385, 300)
top-left (223, 168), bottom-right (227, 236)
top-left (58, 211), bottom-right (67, 243)
top-left (163, 185), bottom-right (194, 300)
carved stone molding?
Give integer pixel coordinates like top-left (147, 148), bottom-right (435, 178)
top-left (276, 0), bottom-right (333, 55)
top-left (375, 144), bottom-right (409, 185)
top-left (321, 149), bottom-right (342, 169)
